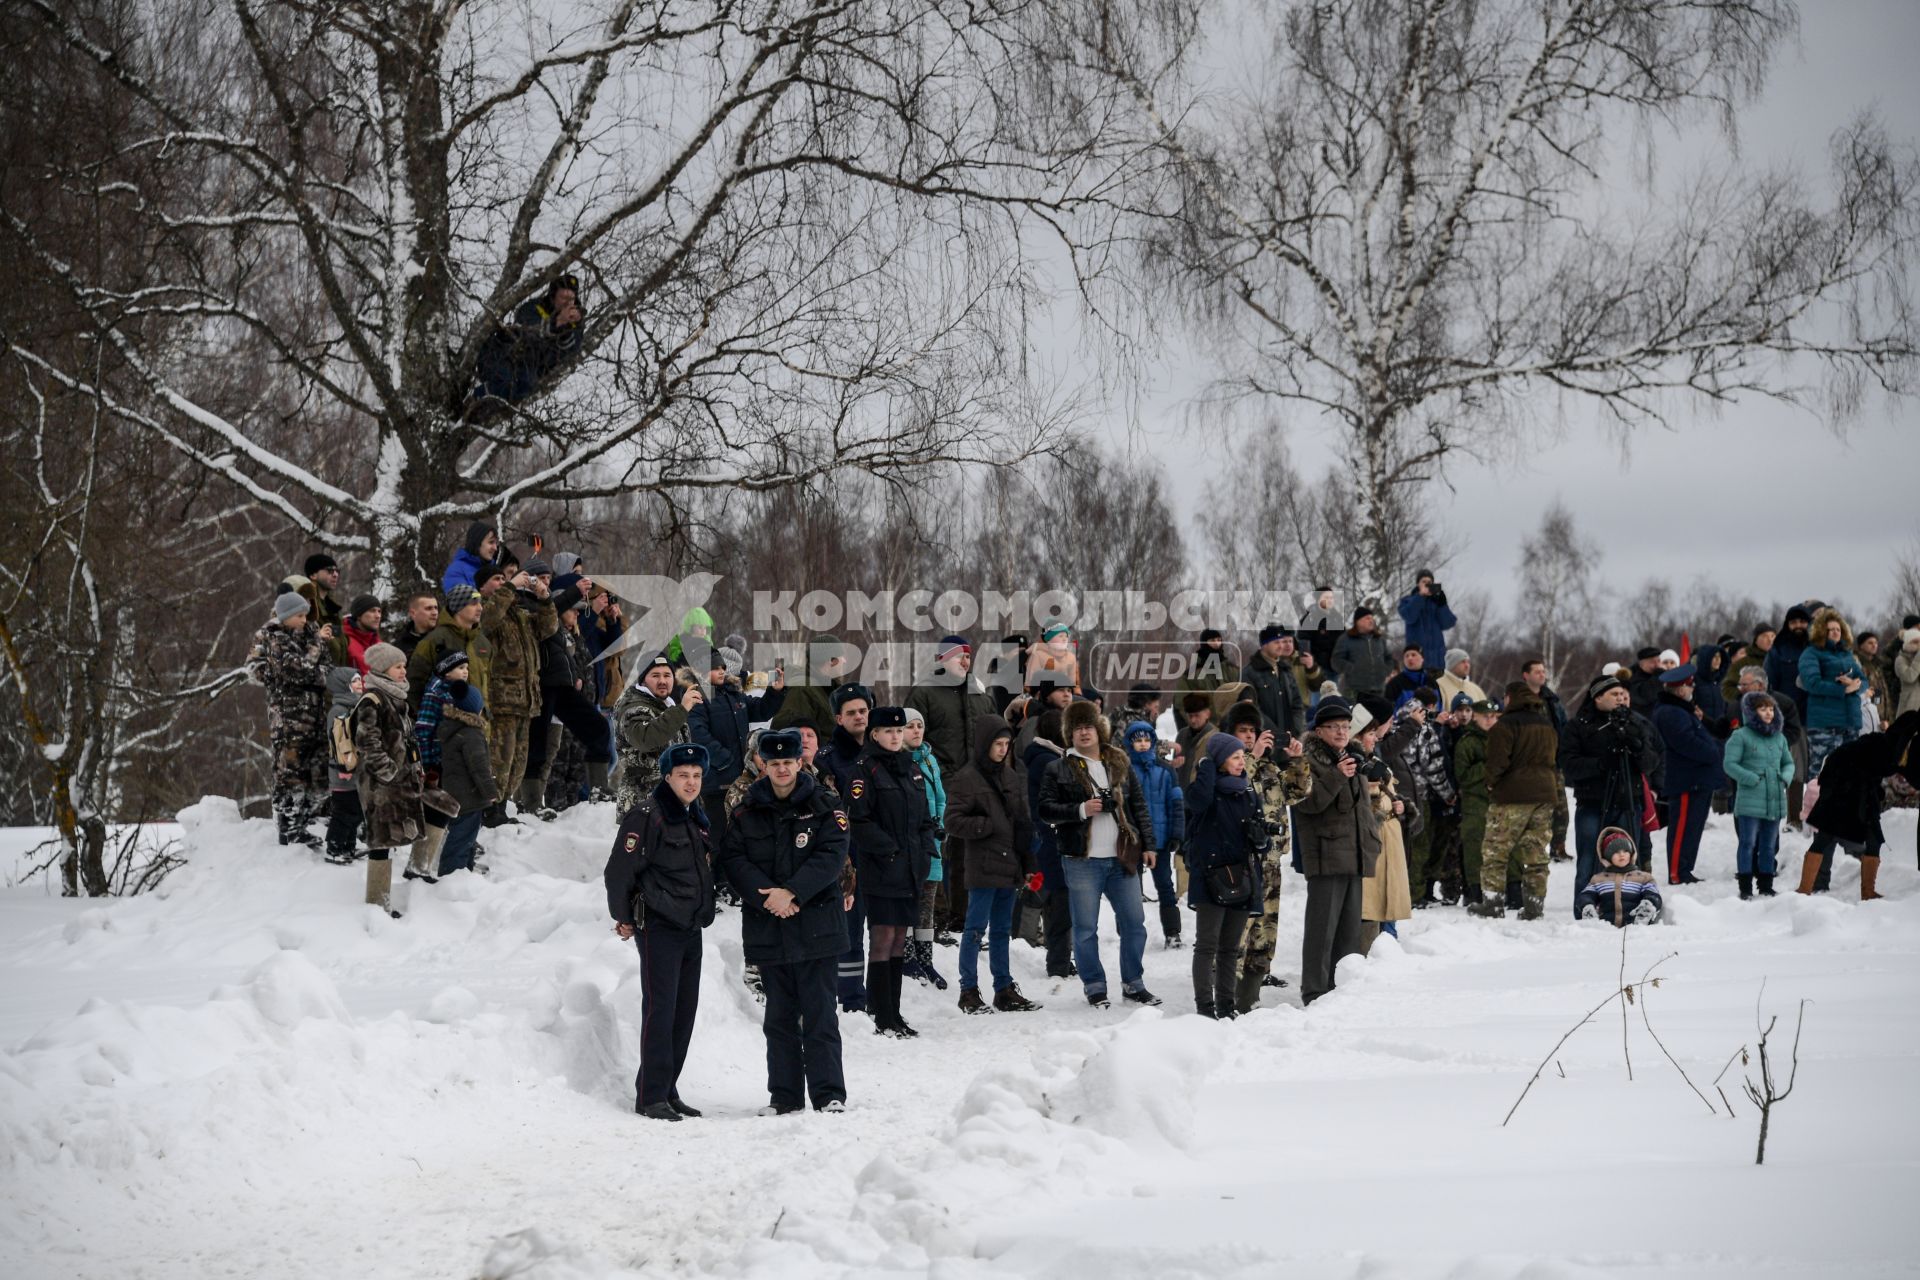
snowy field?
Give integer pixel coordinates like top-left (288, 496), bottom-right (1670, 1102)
top-left (2, 798), bottom-right (1916, 1280)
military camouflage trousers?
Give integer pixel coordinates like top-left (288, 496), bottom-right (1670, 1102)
top-left (1481, 802), bottom-right (1552, 903)
top-left (272, 730), bottom-right (328, 843)
top-left (1237, 850), bottom-right (1286, 977)
top-left (488, 713), bottom-right (530, 809)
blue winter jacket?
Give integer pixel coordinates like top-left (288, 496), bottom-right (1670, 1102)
top-left (1651, 691), bottom-right (1726, 797)
top-left (1798, 642), bottom-right (1866, 732)
top-left (1765, 634), bottom-right (1811, 720)
top-left (1183, 757), bottom-right (1263, 909)
top-left (689, 680), bottom-right (787, 788)
top-left (441, 547), bottom-right (490, 596)
top-left (1124, 721), bottom-right (1186, 850)
top-left (1396, 591), bottom-right (1457, 667)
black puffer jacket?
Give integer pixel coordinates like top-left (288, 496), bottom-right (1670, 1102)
top-left (603, 782), bottom-right (715, 930)
top-left (718, 772), bottom-right (849, 964)
top-left (1559, 704), bottom-right (1663, 811)
top-left (847, 741), bottom-right (938, 900)
top-left (943, 715), bottom-right (1033, 890)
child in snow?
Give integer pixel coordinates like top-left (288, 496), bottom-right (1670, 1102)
top-left (323, 666), bottom-right (367, 865)
top-left (1576, 827), bottom-right (1663, 926)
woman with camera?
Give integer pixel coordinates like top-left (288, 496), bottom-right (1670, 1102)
top-left (1183, 732), bottom-right (1267, 1018)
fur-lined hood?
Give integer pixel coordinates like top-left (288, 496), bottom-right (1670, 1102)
top-left (1810, 607), bottom-right (1857, 652)
top-left (1739, 690), bottom-right (1782, 735)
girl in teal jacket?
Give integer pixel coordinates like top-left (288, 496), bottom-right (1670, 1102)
top-left (1722, 691), bottom-right (1793, 897)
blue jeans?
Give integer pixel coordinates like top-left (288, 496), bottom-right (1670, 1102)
top-left (959, 887), bottom-right (1017, 992)
top-left (1734, 815), bottom-right (1781, 875)
top-left (1059, 857), bottom-right (1148, 996)
top-left (1572, 804), bottom-right (1646, 919)
top-left (437, 809), bottom-right (486, 874)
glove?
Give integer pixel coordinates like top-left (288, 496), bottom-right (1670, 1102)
top-left (1630, 900), bottom-right (1661, 925)
top-left (927, 855), bottom-right (944, 883)
top-left (1025, 871), bottom-right (1045, 894)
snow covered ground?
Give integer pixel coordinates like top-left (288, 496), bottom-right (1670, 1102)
top-left (2, 798), bottom-right (1916, 1279)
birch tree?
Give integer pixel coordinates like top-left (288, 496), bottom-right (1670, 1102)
top-left (1079, 0), bottom-right (1920, 594)
top-left (1516, 500), bottom-right (1598, 684)
top-left (2, 0), bottom-right (1153, 591)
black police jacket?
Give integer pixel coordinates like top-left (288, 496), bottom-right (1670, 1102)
top-left (717, 772), bottom-right (850, 964)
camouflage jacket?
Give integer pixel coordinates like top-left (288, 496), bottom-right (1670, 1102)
top-left (247, 619), bottom-right (329, 736)
top-left (483, 587), bottom-right (555, 717)
top-left (612, 684), bottom-right (690, 813)
top-left (1385, 711), bottom-right (1458, 808)
top-left (1248, 751), bottom-right (1314, 858)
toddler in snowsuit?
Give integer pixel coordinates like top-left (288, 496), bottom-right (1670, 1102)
top-left (1576, 827), bottom-right (1664, 926)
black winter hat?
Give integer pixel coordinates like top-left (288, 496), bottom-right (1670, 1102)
top-left (436, 650), bottom-right (471, 678)
top-left (831, 682), bottom-right (875, 713)
top-left (1358, 694), bottom-right (1395, 727)
top-left (661, 743), bottom-right (709, 773)
top-left (1351, 606), bottom-right (1375, 624)
top-left (1752, 622), bottom-right (1777, 641)
top-left (870, 706), bottom-right (908, 729)
top-left (347, 594), bottom-right (381, 620)
top-left (1784, 604), bottom-right (1814, 626)
top-left (1414, 569), bottom-right (1434, 583)
top-left (1635, 646), bottom-right (1662, 661)
top-left (1259, 623), bottom-right (1293, 645)
top-left (303, 552), bottom-right (337, 577)
top-left (524, 557), bottom-right (552, 578)
top-left (758, 730), bottom-right (803, 760)
top-left (1312, 698), bottom-right (1353, 726)
top-left (461, 521), bottom-right (494, 557)
top-left (1220, 701), bottom-right (1263, 737)
top-left (1199, 628), bottom-right (1224, 643)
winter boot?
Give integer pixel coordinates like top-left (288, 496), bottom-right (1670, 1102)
top-left (1505, 881), bottom-right (1524, 911)
top-left (1262, 973), bottom-right (1288, 988)
top-left (888, 957), bottom-right (919, 1037)
top-left (482, 802), bottom-right (519, 828)
top-left (405, 824), bottom-right (446, 882)
top-left (1196, 1001), bottom-right (1218, 1020)
top-left (1737, 873), bottom-right (1753, 901)
top-left (1796, 853), bottom-right (1824, 895)
top-left (1860, 855), bottom-right (1882, 901)
top-left (585, 760), bottom-right (613, 804)
top-left (901, 938), bottom-right (948, 991)
top-left (1757, 874), bottom-right (1777, 897)
top-left (993, 984), bottom-right (1041, 1012)
top-left (838, 969), bottom-right (868, 1014)
top-left (866, 961), bottom-right (894, 1036)
top-left (324, 831), bottom-right (358, 866)
top-left (1519, 895), bottom-right (1545, 921)
top-left (1461, 883), bottom-right (1483, 906)
top-left (1468, 898), bottom-right (1506, 920)
top-left (517, 778), bottom-right (558, 822)
top-left (1233, 968), bottom-right (1264, 1017)
top-left (957, 987), bottom-right (993, 1015)
top-left (365, 852), bottom-right (399, 918)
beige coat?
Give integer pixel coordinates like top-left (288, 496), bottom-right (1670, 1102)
top-left (1362, 776), bottom-right (1412, 923)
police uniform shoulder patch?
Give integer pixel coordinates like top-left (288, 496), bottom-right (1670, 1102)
top-left (795, 831), bottom-right (810, 848)
top-left (834, 811), bottom-right (849, 830)
top-left (849, 777), bottom-right (865, 800)
top-left (624, 832), bottom-right (639, 852)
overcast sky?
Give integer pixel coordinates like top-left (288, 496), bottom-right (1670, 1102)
top-left (1089, 1), bottom-right (1919, 617)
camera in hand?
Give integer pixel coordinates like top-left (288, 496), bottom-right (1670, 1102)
top-left (1093, 786), bottom-right (1116, 810)
top-left (1359, 756), bottom-right (1392, 785)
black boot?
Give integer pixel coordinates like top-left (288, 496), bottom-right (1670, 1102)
top-left (866, 961), bottom-right (893, 1036)
top-left (1737, 873), bottom-right (1753, 900)
top-left (1505, 881), bottom-right (1524, 911)
top-left (888, 957), bottom-right (918, 1037)
top-left (1757, 874), bottom-right (1777, 897)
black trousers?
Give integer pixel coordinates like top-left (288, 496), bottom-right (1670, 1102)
top-left (762, 955), bottom-right (845, 1109)
top-left (1191, 902), bottom-right (1248, 1010)
top-left (1043, 885), bottom-right (1074, 976)
top-left (635, 923), bottom-right (702, 1108)
top-left (528, 684), bottom-right (613, 772)
top-left (1301, 874), bottom-right (1362, 1005)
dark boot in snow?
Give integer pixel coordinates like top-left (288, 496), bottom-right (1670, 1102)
top-left (1262, 974), bottom-right (1288, 988)
top-left (866, 961), bottom-right (893, 1035)
top-left (887, 958), bottom-right (919, 1037)
top-left (1468, 899), bottom-right (1506, 920)
top-left (1505, 881), bottom-right (1524, 911)
top-left (901, 939), bottom-right (948, 990)
top-left (1757, 874), bottom-right (1777, 897)
top-left (993, 984), bottom-right (1041, 1012)
top-left (957, 987), bottom-right (993, 1015)
top-left (1737, 873), bottom-right (1753, 900)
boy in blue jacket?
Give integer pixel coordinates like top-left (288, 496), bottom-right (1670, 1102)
top-left (1126, 720), bottom-right (1187, 947)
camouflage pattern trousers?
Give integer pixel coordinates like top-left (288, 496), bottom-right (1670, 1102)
top-left (272, 730), bottom-right (328, 842)
top-left (1236, 849), bottom-right (1286, 980)
top-left (1481, 802), bottom-right (1553, 904)
top-left (489, 713), bottom-right (530, 809)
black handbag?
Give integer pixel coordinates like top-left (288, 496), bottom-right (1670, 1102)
top-left (1204, 858), bottom-right (1255, 907)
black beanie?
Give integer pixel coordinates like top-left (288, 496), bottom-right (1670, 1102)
top-left (303, 552), bottom-right (337, 577)
top-left (347, 594), bottom-right (381, 621)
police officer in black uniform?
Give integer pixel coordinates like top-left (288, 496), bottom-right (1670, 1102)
top-left (846, 706), bottom-right (938, 1039)
top-left (717, 729), bottom-right (852, 1114)
top-left (604, 742), bottom-right (715, 1121)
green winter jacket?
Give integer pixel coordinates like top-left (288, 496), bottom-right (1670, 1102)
top-left (1721, 697), bottom-right (1793, 821)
